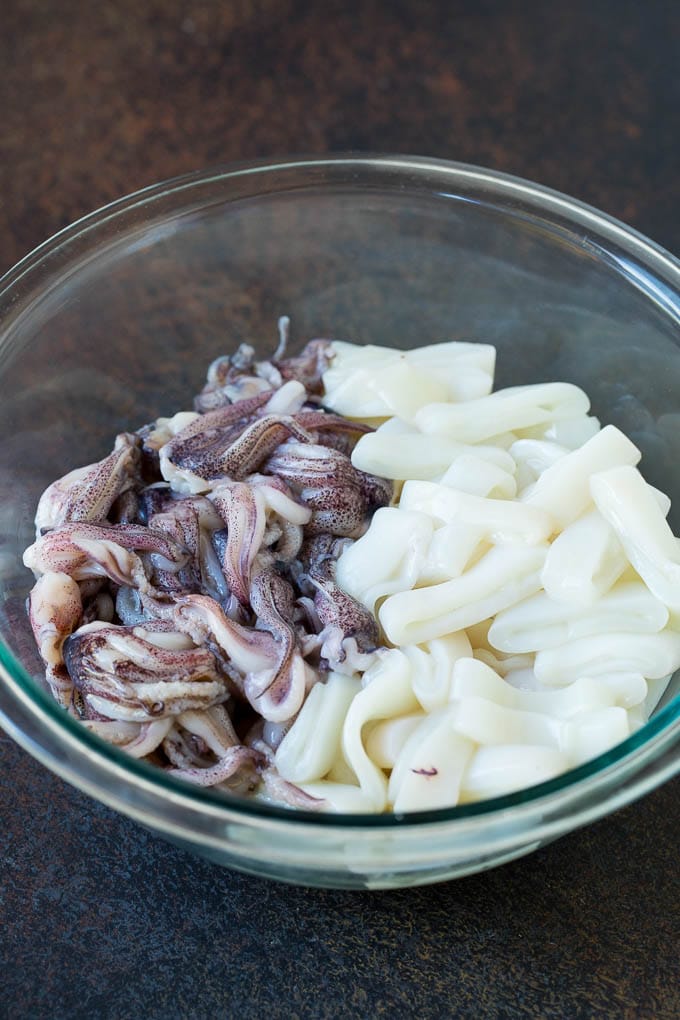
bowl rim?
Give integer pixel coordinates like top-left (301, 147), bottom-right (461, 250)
top-left (0, 153), bottom-right (679, 836)
top-left (2, 153), bottom-right (679, 304)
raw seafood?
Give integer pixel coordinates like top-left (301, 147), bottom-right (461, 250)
top-left (24, 325), bottom-right (391, 805)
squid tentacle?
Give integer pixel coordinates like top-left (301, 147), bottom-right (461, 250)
top-left (27, 330), bottom-right (391, 809)
top-left (35, 432), bottom-right (141, 534)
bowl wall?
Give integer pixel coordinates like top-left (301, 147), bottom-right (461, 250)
top-left (0, 158), bottom-right (678, 887)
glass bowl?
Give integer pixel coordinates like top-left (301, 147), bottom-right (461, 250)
top-left (0, 156), bottom-right (678, 890)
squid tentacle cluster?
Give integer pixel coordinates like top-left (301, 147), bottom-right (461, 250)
top-left (24, 330), bottom-right (392, 806)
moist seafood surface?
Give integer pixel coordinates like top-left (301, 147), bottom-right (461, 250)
top-left (24, 328), bottom-right (679, 813)
top-left (24, 325), bottom-right (391, 808)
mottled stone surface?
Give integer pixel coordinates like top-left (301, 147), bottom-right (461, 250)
top-left (1, 0), bottom-right (678, 272)
top-left (1, 742), bottom-right (679, 1019)
top-left (0, 1), bottom-right (679, 1017)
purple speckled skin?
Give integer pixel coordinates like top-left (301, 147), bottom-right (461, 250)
top-left (1, 1), bottom-right (679, 1016)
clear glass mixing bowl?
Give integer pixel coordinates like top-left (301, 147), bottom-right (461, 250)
top-left (0, 156), bottom-right (678, 889)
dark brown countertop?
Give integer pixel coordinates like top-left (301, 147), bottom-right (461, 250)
top-left (1, 1), bottom-right (679, 1017)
